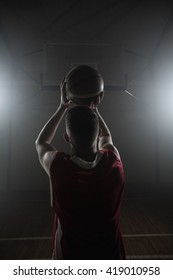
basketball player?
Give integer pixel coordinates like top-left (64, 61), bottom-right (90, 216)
top-left (35, 78), bottom-right (125, 260)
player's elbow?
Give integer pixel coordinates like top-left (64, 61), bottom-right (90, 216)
top-left (35, 139), bottom-right (41, 150)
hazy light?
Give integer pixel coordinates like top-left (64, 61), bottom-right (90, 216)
top-left (154, 63), bottom-right (173, 122)
top-left (0, 85), bottom-right (10, 113)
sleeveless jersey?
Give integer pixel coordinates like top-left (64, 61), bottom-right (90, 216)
top-left (49, 149), bottom-right (125, 259)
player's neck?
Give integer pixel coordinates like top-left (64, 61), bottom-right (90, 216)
top-left (71, 146), bottom-right (98, 161)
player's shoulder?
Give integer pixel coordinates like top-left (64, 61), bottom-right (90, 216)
top-left (101, 144), bottom-right (121, 161)
top-left (51, 151), bottom-right (69, 164)
top-left (49, 151), bottom-right (69, 174)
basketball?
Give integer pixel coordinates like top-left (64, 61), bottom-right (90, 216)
top-left (65, 65), bottom-right (104, 104)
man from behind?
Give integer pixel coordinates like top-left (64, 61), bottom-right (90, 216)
top-left (35, 79), bottom-right (125, 260)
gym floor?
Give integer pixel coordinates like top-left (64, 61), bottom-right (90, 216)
top-left (0, 192), bottom-right (173, 260)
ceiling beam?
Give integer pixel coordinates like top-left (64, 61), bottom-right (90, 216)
top-left (46, 0), bottom-right (127, 40)
top-left (91, 0), bottom-right (139, 40)
top-left (44, 0), bottom-right (80, 32)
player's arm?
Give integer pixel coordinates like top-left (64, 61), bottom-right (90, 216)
top-left (35, 79), bottom-right (71, 175)
top-left (95, 108), bottom-right (120, 159)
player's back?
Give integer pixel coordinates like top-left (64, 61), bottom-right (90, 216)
top-left (49, 149), bottom-right (125, 260)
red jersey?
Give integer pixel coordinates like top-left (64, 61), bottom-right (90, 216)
top-left (49, 149), bottom-right (125, 260)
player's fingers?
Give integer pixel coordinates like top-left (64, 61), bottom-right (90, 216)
top-left (96, 95), bottom-right (100, 106)
top-left (89, 101), bottom-right (94, 109)
top-left (61, 82), bottom-right (66, 95)
top-left (60, 77), bottom-right (65, 88)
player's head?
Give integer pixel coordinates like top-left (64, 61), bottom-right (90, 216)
top-left (64, 106), bottom-right (99, 149)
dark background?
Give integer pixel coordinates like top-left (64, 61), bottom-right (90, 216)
top-left (0, 0), bottom-right (173, 259)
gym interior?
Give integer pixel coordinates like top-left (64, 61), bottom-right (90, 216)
top-left (0, 0), bottom-right (173, 259)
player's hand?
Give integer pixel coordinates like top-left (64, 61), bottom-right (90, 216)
top-left (60, 77), bottom-right (72, 108)
top-left (89, 95), bottom-right (100, 110)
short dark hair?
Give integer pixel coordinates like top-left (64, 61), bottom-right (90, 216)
top-left (65, 106), bottom-right (99, 147)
